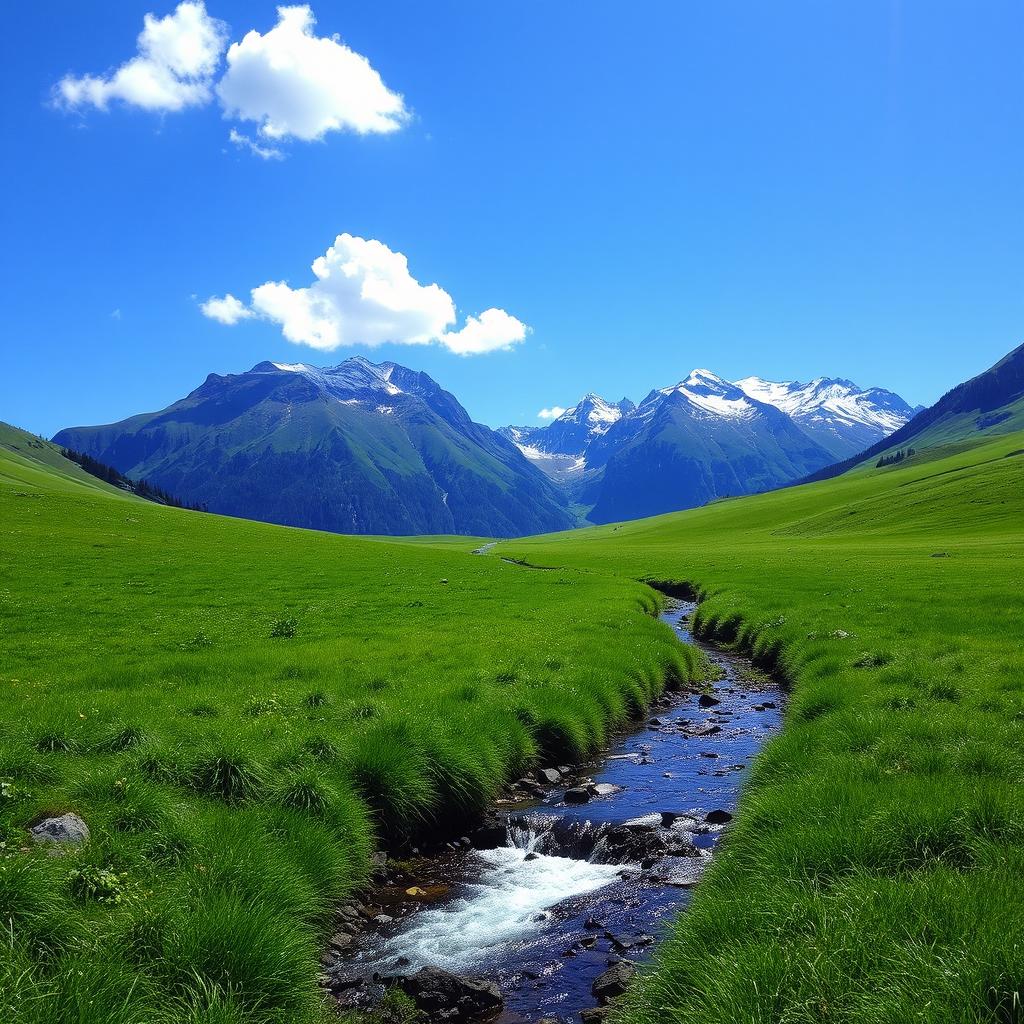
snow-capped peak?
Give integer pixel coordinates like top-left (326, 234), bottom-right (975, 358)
top-left (501, 393), bottom-right (635, 462)
top-left (685, 368), bottom-right (727, 385)
top-left (271, 361), bottom-right (314, 373)
top-left (248, 356), bottom-right (408, 398)
top-left (651, 368), bottom-right (757, 419)
top-left (321, 356), bottom-right (406, 396)
top-left (733, 375), bottom-right (796, 407)
top-left (563, 393), bottom-right (628, 431)
top-left (734, 375), bottom-right (913, 435)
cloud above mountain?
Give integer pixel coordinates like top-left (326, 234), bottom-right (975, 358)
top-left (202, 233), bottom-right (527, 356)
top-left (53, 3), bottom-right (406, 157)
top-left (537, 406), bottom-right (567, 420)
top-left (441, 309), bottom-right (529, 356)
top-left (199, 293), bottom-right (253, 325)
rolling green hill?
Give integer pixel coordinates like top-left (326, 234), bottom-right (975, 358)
top-left (0, 421), bottom-right (138, 498)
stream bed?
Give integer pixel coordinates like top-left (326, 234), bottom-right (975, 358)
top-left (328, 600), bottom-right (785, 1022)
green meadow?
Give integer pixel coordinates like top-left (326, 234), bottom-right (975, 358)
top-left (0, 430), bottom-right (690, 1024)
top-left (509, 433), bottom-right (1024, 1024)
top-left (1, 424), bottom-right (1022, 1023)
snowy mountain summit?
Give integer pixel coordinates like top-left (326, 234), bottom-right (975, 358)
top-left (500, 394), bottom-right (634, 460)
top-left (734, 376), bottom-right (917, 457)
top-left (646, 369), bottom-right (760, 420)
top-left (502, 368), bottom-right (917, 499)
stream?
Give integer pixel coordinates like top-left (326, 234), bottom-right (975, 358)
top-left (330, 600), bottom-right (785, 1022)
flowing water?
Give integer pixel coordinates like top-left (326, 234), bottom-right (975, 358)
top-left (341, 600), bottom-right (785, 1022)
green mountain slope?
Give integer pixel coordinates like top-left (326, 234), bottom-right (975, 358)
top-left (0, 420), bottom-right (137, 498)
top-left (53, 359), bottom-right (573, 537)
top-left (801, 340), bottom-right (1024, 483)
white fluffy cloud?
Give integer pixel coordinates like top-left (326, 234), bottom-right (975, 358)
top-left (537, 406), bottom-right (567, 420)
top-left (216, 5), bottom-right (408, 141)
top-left (53, 4), bottom-right (407, 157)
top-left (55, 2), bottom-right (227, 112)
top-left (442, 308), bottom-right (528, 356)
top-left (202, 233), bottom-right (527, 356)
top-left (200, 293), bottom-right (253, 325)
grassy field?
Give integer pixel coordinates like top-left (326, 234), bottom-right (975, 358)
top-left (506, 433), bottom-right (1024, 1023)
top-left (0, 436), bottom-right (693, 1024)
top-left (2, 421), bottom-right (1022, 1023)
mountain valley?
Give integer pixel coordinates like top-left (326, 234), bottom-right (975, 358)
top-left (53, 350), bottom-right (1019, 536)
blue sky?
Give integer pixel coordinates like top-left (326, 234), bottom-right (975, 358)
top-left (2, 1), bottom-right (1022, 437)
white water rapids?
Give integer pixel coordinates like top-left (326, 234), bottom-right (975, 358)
top-left (368, 845), bottom-right (622, 973)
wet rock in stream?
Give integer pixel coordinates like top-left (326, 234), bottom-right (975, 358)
top-left (471, 821), bottom-right (510, 849)
top-left (330, 967), bottom-right (504, 1021)
top-left (592, 959), bottom-right (637, 1002)
top-left (607, 930), bottom-right (655, 952)
top-left (398, 966), bottom-right (503, 1021)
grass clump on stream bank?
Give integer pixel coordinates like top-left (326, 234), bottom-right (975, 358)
top-left (508, 432), bottom-right (1024, 1024)
top-left (0, 438), bottom-right (695, 1024)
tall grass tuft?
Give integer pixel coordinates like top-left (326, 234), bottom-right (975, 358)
top-left (160, 891), bottom-right (318, 1014)
top-left (0, 856), bottom-right (80, 953)
top-left (190, 749), bottom-right (266, 803)
top-left (343, 722), bottom-right (435, 838)
top-left (273, 769), bottom-right (335, 816)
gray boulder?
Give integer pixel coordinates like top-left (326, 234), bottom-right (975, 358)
top-left (30, 813), bottom-right (89, 845)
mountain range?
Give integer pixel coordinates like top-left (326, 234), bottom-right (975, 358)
top-left (498, 396), bottom-right (635, 485)
top-left (503, 371), bottom-right (919, 522)
top-left (53, 357), bottom-right (935, 537)
top-left (733, 376), bottom-right (923, 458)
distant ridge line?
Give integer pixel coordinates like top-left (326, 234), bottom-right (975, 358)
top-left (793, 341), bottom-right (1024, 486)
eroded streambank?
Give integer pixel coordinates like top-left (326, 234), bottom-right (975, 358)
top-left (323, 599), bottom-right (785, 1023)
